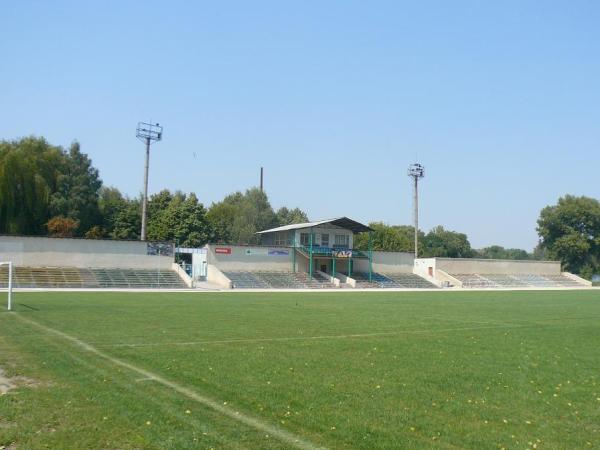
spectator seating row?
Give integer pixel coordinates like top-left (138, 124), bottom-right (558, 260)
top-left (223, 271), bottom-right (332, 289)
top-left (452, 273), bottom-right (587, 288)
top-left (350, 272), bottom-right (438, 289)
top-left (0, 266), bottom-right (188, 289)
top-left (384, 273), bottom-right (439, 288)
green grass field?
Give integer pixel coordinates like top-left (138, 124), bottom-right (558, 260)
top-left (1, 290), bottom-right (599, 449)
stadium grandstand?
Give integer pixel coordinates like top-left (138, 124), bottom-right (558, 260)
top-left (0, 235), bottom-right (191, 290)
top-left (205, 217), bottom-right (438, 289)
top-left (0, 217), bottom-right (593, 290)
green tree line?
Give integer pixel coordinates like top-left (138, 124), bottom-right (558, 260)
top-left (353, 224), bottom-right (540, 260)
top-left (353, 194), bottom-right (600, 278)
top-left (0, 136), bottom-right (307, 246)
top-left (1, 137), bottom-right (598, 277)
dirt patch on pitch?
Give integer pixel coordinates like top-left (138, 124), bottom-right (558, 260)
top-left (0, 444), bottom-right (18, 450)
top-left (0, 367), bottom-right (39, 394)
top-left (0, 368), bottom-right (16, 394)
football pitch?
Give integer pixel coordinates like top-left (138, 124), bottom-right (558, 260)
top-left (1, 290), bottom-right (599, 449)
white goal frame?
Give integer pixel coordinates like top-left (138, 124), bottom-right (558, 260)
top-left (1, 261), bottom-right (13, 311)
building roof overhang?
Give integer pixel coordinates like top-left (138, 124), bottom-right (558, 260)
top-left (257, 217), bottom-right (373, 234)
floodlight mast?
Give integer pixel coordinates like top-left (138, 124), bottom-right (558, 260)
top-left (136, 122), bottom-right (163, 241)
top-left (408, 163), bottom-right (425, 258)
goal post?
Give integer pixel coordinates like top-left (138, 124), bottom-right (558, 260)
top-left (1, 261), bottom-right (13, 311)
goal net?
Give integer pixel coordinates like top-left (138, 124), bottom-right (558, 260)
top-left (0, 262), bottom-right (13, 311)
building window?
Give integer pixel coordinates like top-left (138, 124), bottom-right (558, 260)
top-left (300, 233), bottom-right (311, 246)
top-left (334, 234), bottom-right (349, 248)
top-left (275, 232), bottom-right (288, 246)
top-left (321, 233), bottom-right (329, 247)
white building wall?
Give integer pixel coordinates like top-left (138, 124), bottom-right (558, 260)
top-left (413, 258), bottom-right (437, 278)
top-left (293, 225), bottom-right (354, 248)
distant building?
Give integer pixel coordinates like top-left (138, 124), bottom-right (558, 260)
top-left (257, 217), bottom-right (374, 279)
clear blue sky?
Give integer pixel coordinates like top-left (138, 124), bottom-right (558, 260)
top-left (2, 1), bottom-right (599, 250)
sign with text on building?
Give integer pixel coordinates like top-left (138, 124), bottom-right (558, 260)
top-left (245, 248), bottom-right (268, 256)
top-left (215, 247), bottom-right (232, 255)
top-left (146, 242), bottom-right (173, 256)
top-left (332, 250), bottom-right (353, 258)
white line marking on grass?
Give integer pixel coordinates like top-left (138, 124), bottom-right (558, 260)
top-left (135, 377), bottom-right (156, 382)
top-left (14, 314), bottom-right (326, 450)
top-left (103, 323), bottom-right (538, 348)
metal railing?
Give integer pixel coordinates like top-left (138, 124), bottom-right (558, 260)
top-left (297, 246), bottom-right (369, 258)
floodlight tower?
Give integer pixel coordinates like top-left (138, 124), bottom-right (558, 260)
top-left (136, 122), bottom-right (163, 241)
top-left (408, 163), bottom-right (425, 258)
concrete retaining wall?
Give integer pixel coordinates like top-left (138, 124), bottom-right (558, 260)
top-left (206, 244), bottom-right (293, 271)
top-left (207, 264), bottom-right (233, 289)
top-left (0, 235), bottom-right (174, 269)
top-left (354, 251), bottom-right (414, 274)
top-left (432, 258), bottom-right (561, 275)
top-left (171, 263), bottom-right (193, 288)
top-left (562, 272), bottom-right (592, 286)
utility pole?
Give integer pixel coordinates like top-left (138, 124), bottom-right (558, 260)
top-left (408, 163), bottom-right (425, 258)
top-left (136, 122), bottom-right (163, 241)
top-left (260, 166), bottom-right (264, 192)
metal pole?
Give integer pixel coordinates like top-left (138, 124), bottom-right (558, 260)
top-left (260, 167), bottom-right (264, 192)
top-left (141, 137), bottom-right (150, 241)
top-left (368, 232), bottom-right (373, 282)
top-left (414, 176), bottom-right (419, 258)
top-left (7, 262), bottom-right (12, 311)
top-left (309, 230), bottom-right (313, 279)
top-left (332, 257), bottom-right (336, 280)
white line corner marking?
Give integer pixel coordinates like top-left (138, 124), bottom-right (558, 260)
top-left (15, 314), bottom-right (325, 450)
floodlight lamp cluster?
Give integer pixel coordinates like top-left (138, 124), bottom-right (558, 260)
top-left (136, 122), bottom-right (163, 142)
top-left (408, 163), bottom-right (425, 179)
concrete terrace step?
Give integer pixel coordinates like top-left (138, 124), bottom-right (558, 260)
top-left (0, 266), bottom-right (188, 289)
top-left (223, 271), bottom-right (334, 289)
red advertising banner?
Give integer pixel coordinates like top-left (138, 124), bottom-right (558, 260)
top-left (215, 247), bottom-right (232, 255)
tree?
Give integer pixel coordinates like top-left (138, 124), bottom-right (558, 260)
top-left (98, 187), bottom-right (141, 240)
top-left (353, 222), bottom-right (419, 252)
top-left (421, 226), bottom-right (474, 258)
top-left (276, 207), bottom-right (309, 226)
top-left (353, 223), bottom-right (474, 257)
top-left (84, 226), bottom-right (104, 239)
top-left (146, 189), bottom-right (175, 240)
top-left (146, 190), bottom-right (212, 247)
top-left (46, 216), bottom-right (79, 237)
top-left (0, 137), bottom-right (63, 234)
top-left (206, 200), bottom-right (238, 243)
top-left (49, 142), bottom-right (102, 235)
top-left (111, 199), bottom-right (141, 240)
top-left (537, 195), bottom-right (600, 278)
top-left (207, 188), bottom-right (278, 244)
top-left (475, 245), bottom-right (532, 260)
